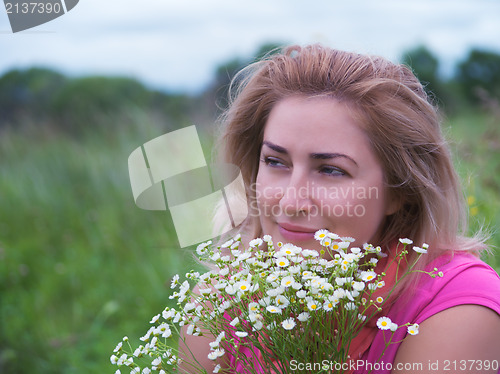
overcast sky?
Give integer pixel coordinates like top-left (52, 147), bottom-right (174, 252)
top-left (1, 0), bottom-right (500, 93)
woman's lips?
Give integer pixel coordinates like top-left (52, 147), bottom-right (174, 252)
top-left (277, 223), bottom-right (316, 242)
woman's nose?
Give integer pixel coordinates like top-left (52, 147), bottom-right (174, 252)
top-left (278, 170), bottom-right (315, 217)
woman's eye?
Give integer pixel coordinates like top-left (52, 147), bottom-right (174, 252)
top-left (320, 165), bottom-right (346, 177)
top-left (262, 156), bottom-right (286, 168)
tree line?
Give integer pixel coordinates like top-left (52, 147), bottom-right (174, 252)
top-left (1, 43), bottom-right (499, 135)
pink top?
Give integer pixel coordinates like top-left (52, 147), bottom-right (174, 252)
top-left (355, 252), bottom-right (500, 373)
top-left (226, 252), bottom-right (500, 373)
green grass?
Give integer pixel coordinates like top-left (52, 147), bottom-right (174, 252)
top-left (445, 109), bottom-right (500, 271)
top-left (0, 109), bottom-right (499, 373)
top-left (0, 116), bottom-right (205, 373)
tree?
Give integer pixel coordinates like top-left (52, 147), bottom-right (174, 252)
top-left (207, 42), bottom-right (285, 113)
top-left (401, 46), bottom-right (442, 102)
top-left (456, 48), bottom-right (500, 104)
top-left (0, 68), bottom-right (66, 127)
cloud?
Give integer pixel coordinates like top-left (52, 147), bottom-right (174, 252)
top-left (0, 0), bottom-right (499, 92)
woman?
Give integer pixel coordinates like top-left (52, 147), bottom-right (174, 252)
top-left (181, 44), bottom-right (500, 373)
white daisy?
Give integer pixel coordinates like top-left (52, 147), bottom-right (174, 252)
top-left (276, 257), bottom-right (290, 267)
top-left (196, 241), bottom-right (211, 255)
top-left (248, 302), bottom-right (259, 312)
top-left (345, 302), bottom-right (357, 310)
top-left (301, 271), bottom-right (314, 279)
top-left (225, 284), bottom-right (236, 295)
top-left (281, 276), bottom-right (295, 288)
top-left (327, 232), bottom-right (341, 240)
top-left (296, 290), bottom-right (307, 298)
top-left (249, 238), bottom-right (263, 248)
top-left (267, 286), bottom-right (284, 297)
top-left (280, 243), bottom-right (301, 256)
top-left (266, 273), bottom-right (279, 282)
top-left (113, 342), bottom-right (122, 353)
top-left (281, 318), bottom-right (296, 330)
top-left (314, 229), bottom-right (329, 241)
top-left (149, 314), bottom-right (160, 324)
top-left (352, 281), bottom-right (365, 291)
top-left (170, 274), bottom-right (180, 289)
top-left (341, 236), bottom-right (355, 242)
top-left (235, 331), bottom-right (248, 338)
top-left (275, 294), bottom-right (290, 308)
top-left (221, 239), bottom-right (234, 248)
top-left (323, 300), bottom-right (335, 311)
top-left (297, 312), bottom-right (310, 322)
top-left (151, 357), bottom-right (162, 369)
top-left (208, 348), bottom-right (225, 361)
top-left (235, 281), bottom-right (251, 292)
top-left (335, 277), bottom-right (347, 286)
top-left (266, 305), bottom-right (282, 314)
top-left (359, 271), bottom-right (377, 282)
top-left (320, 237), bottom-right (332, 247)
top-left (302, 249), bottom-right (320, 258)
top-left (413, 246), bottom-right (428, 254)
top-left (376, 317), bottom-right (392, 330)
top-left (407, 323), bottom-right (419, 335)
top-left (399, 238), bottom-right (413, 245)
top-left (253, 320), bottom-right (264, 330)
top-left (186, 324), bottom-right (195, 335)
top-left (258, 297), bottom-right (272, 307)
top-left (156, 323), bottom-right (172, 338)
top-left (306, 297), bottom-right (321, 311)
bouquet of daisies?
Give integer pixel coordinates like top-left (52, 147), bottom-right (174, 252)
top-left (110, 231), bottom-right (441, 374)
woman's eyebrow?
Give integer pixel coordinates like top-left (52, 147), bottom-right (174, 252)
top-left (263, 141), bottom-right (287, 154)
top-left (262, 141), bottom-right (358, 166)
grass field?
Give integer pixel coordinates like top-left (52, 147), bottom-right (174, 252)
top-left (0, 109), bottom-right (499, 373)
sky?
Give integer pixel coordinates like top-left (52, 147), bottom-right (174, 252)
top-left (1, 0), bottom-right (500, 94)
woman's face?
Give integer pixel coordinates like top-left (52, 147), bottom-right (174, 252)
top-left (255, 96), bottom-right (397, 250)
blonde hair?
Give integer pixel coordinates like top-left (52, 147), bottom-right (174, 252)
top-left (215, 44), bottom-right (486, 292)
